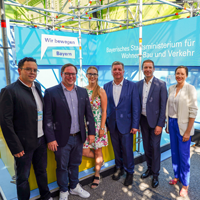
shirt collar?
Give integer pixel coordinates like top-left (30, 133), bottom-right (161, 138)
top-left (144, 76), bottom-right (154, 84)
top-left (113, 78), bottom-right (124, 86)
top-left (61, 82), bottom-right (77, 91)
top-left (18, 78), bottom-right (35, 88)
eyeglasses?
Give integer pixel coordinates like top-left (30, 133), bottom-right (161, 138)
top-left (63, 72), bottom-right (77, 77)
top-left (87, 73), bottom-right (98, 77)
top-left (21, 68), bottom-right (39, 74)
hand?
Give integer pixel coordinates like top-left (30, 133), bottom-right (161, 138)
top-left (182, 131), bottom-right (190, 142)
top-left (130, 128), bottom-right (138, 134)
top-left (48, 140), bottom-right (58, 151)
top-left (165, 127), bottom-right (169, 134)
top-left (88, 135), bottom-right (95, 144)
top-left (14, 151), bottom-right (25, 158)
top-left (154, 126), bottom-right (162, 135)
top-left (99, 129), bottom-right (104, 138)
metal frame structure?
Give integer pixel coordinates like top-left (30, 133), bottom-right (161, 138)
top-left (3, 0), bottom-right (199, 32)
top-left (1, 0), bottom-right (200, 152)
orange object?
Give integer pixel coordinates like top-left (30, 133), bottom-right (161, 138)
top-left (89, 17), bottom-right (92, 19)
top-left (187, 16), bottom-right (190, 18)
top-left (62, 26), bottom-right (64, 28)
top-left (34, 25), bottom-right (37, 28)
top-left (175, 13), bottom-right (179, 15)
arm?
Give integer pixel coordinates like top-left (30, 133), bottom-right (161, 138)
top-left (43, 90), bottom-right (58, 151)
top-left (130, 83), bottom-right (141, 134)
top-left (155, 82), bottom-right (168, 135)
top-left (182, 118), bottom-right (195, 142)
top-left (99, 88), bottom-right (107, 138)
top-left (165, 86), bottom-right (172, 133)
top-left (84, 89), bottom-right (95, 144)
top-left (157, 82), bottom-right (168, 128)
top-left (0, 88), bottom-right (24, 156)
top-left (183, 85), bottom-right (198, 142)
top-left (103, 84), bottom-right (109, 130)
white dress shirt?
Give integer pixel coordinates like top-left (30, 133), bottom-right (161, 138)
top-left (19, 79), bottom-right (44, 138)
top-left (142, 76), bottom-right (154, 116)
top-left (113, 79), bottom-right (124, 107)
top-left (168, 87), bottom-right (181, 118)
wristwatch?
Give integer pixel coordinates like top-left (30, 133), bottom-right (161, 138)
top-left (100, 127), bottom-right (104, 130)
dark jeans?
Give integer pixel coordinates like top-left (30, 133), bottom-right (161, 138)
top-left (140, 114), bottom-right (162, 177)
top-left (54, 133), bottom-right (83, 192)
top-left (110, 125), bottom-right (134, 174)
top-left (15, 136), bottom-right (51, 200)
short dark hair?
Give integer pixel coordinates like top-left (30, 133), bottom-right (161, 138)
top-left (112, 61), bottom-right (124, 70)
top-left (142, 60), bottom-right (154, 69)
top-left (175, 66), bottom-right (188, 76)
top-left (61, 63), bottom-right (78, 74)
top-left (18, 57), bottom-right (37, 69)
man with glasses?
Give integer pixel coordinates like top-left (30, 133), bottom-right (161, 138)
top-left (0, 57), bottom-right (52, 200)
top-left (44, 63), bottom-right (95, 200)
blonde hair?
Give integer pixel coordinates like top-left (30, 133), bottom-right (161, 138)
top-left (87, 66), bottom-right (100, 101)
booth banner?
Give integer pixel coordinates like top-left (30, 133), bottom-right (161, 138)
top-left (96, 16), bottom-right (200, 66)
top-left (15, 16), bottom-right (200, 67)
top-left (14, 27), bottom-right (97, 65)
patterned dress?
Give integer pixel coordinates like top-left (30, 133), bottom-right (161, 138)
top-left (83, 88), bottom-right (108, 150)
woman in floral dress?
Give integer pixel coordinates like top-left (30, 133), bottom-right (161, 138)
top-left (82, 66), bottom-right (108, 189)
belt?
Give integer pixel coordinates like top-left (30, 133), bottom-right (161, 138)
top-left (70, 131), bottom-right (80, 137)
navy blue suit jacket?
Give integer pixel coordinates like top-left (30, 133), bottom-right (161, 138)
top-left (137, 77), bottom-right (167, 128)
top-left (43, 84), bottom-right (95, 147)
top-left (104, 79), bottom-right (141, 134)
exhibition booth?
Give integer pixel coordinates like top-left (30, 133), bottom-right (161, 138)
top-left (0, 15), bottom-right (200, 199)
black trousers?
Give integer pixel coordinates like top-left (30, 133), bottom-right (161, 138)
top-left (140, 115), bottom-right (162, 177)
top-left (15, 136), bottom-right (51, 200)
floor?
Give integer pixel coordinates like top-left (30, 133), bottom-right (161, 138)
top-left (52, 145), bottom-right (200, 200)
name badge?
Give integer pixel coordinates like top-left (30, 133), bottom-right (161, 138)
top-left (38, 111), bottom-right (43, 121)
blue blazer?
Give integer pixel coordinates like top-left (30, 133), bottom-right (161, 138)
top-left (43, 84), bottom-right (95, 147)
top-left (104, 79), bottom-right (141, 134)
top-left (137, 77), bottom-right (167, 128)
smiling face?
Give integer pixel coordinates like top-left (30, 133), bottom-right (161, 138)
top-left (86, 68), bottom-right (98, 85)
top-left (175, 68), bottom-right (187, 85)
top-left (18, 61), bottom-right (37, 87)
top-left (142, 61), bottom-right (155, 80)
top-left (112, 64), bottom-right (124, 83)
top-left (61, 66), bottom-right (77, 88)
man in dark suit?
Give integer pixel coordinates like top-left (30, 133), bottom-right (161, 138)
top-left (104, 61), bottom-right (141, 186)
top-left (137, 60), bottom-right (167, 188)
top-left (0, 57), bottom-right (51, 200)
top-left (44, 63), bottom-right (95, 200)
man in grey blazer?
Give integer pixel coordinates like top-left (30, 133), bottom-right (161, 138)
top-left (137, 60), bottom-right (167, 188)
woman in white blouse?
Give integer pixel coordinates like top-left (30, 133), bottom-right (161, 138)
top-left (166, 66), bottom-right (198, 197)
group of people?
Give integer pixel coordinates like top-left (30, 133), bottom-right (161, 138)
top-left (0, 57), bottom-right (198, 200)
